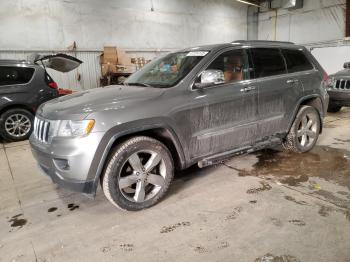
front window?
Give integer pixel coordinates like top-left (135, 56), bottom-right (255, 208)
top-left (125, 51), bottom-right (208, 88)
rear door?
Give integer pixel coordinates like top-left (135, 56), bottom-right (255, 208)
top-left (35, 53), bottom-right (82, 72)
top-left (250, 48), bottom-right (302, 139)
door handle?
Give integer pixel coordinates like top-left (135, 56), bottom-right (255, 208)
top-left (287, 79), bottom-right (299, 84)
top-left (240, 86), bottom-right (256, 92)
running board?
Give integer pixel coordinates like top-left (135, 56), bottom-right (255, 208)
top-left (197, 137), bottom-right (281, 168)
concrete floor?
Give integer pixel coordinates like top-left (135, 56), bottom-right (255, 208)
top-left (1, 110), bottom-right (350, 262)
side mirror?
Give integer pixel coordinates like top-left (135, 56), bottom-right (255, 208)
top-left (344, 62), bottom-right (350, 69)
top-left (194, 69), bottom-right (225, 89)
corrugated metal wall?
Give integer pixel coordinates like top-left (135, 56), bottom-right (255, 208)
top-left (0, 50), bottom-right (169, 91)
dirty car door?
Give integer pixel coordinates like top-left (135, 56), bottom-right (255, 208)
top-left (189, 48), bottom-right (258, 158)
top-left (34, 53), bottom-right (82, 72)
top-left (250, 48), bottom-right (295, 139)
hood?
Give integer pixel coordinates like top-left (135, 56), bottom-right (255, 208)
top-left (37, 85), bottom-right (164, 120)
top-left (331, 68), bottom-right (350, 78)
top-left (34, 53), bottom-right (82, 72)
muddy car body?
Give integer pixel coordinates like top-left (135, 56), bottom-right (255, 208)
top-left (328, 62), bottom-right (350, 112)
top-left (30, 41), bottom-right (329, 210)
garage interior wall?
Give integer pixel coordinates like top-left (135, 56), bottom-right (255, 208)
top-left (255, 0), bottom-right (348, 74)
top-left (0, 0), bottom-right (247, 91)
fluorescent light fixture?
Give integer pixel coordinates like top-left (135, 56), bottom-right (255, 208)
top-left (236, 0), bottom-right (261, 7)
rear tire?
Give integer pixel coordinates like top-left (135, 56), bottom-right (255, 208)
top-left (327, 105), bottom-right (342, 113)
top-left (0, 108), bottom-right (34, 142)
top-left (102, 136), bottom-right (174, 211)
top-left (283, 105), bottom-right (320, 153)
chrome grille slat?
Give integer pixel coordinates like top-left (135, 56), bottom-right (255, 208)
top-left (333, 79), bottom-right (350, 91)
top-left (33, 117), bottom-right (50, 143)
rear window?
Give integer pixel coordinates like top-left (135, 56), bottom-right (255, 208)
top-left (0, 66), bottom-right (35, 86)
top-left (250, 48), bottom-right (287, 78)
top-left (282, 49), bottom-right (314, 73)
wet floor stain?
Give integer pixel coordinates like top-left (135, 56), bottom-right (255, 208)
top-left (8, 214), bottom-right (27, 228)
top-left (217, 241), bottom-right (229, 249)
top-left (318, 205), bottom-right (333, 217)
top-left (160, 222), bottom-right (191, 233)
top-left (101, 246), bottom-right (111, 253)
top-left (334, 138), bottom-right (350, 143)
top-left (119, 243), bottom-right (134, 252)
top-left (229, 146), bottom-right (350, 190)
top-left (193, 245), bottom-right (208, 254)
top-left (225, 206), bottom-right (242, 220)
top-left (48, 207), bottom-right (57, 213)
top-left (284, 195), bottom-right (308, 205)
top-left (67, 203), bottom-right (79, 211)
top-left (246, 181), bottom-right (272, 194)
top-left (255, 253), bottom-right (300, 262)
top-left (288, 219), bottom-right (306, 226)
top-left (271, 217), bottom-right (283, 227)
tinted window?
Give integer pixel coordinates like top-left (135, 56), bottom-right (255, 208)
top-left (250, 48), bottom-right (286, 78)
top-left (206, 49), bottom-right (251, 83)
top-left (0, 66), bottom-right (34, 86)
top-left (282, 49), bottom-right (313, 73)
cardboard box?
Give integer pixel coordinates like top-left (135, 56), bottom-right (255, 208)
top-left (100, 46), bottom-right (132, 65)
top-left (100, 46), bottom-right (118, 64)
top-left (116, 48), bottom-right (132, 66)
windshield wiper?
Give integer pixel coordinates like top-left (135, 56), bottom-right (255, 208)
top-left (125, 82), bottom-right (152, 87)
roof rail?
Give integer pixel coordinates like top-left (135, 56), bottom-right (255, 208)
top-left (0, 59), bottom-right (28, 63)
top-left (232, 40), bottom-right (295, 45)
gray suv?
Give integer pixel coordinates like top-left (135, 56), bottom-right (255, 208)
top-left (30, 41), bottom-right (329, 211)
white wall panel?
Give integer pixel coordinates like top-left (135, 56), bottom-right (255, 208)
top-left (311, 45), bottom-right (350, 75)
top-left (0, 0), bottom-right (247, 50)
top-left (257, 0), bottom-right (346, 44)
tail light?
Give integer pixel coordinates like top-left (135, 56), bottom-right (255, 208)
top-left (48, 82), bottom-right (58, 89)
top-left (323, 72), bottom-right (329, 82)
top-left (322, 72), bottom-right (332, 89)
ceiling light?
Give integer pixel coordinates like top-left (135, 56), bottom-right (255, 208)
top-left (235, 0), bottom-right (261, 7)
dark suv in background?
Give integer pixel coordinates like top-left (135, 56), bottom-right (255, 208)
top-left (30, 41), bottom-right (329, 211)
top-left (0, 54), bottom-right (81, 141)
top-left (327, 62), bottom-right (350, 112)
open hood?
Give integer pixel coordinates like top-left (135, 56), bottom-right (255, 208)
top-left (34, 53), bottom-right (82, 72)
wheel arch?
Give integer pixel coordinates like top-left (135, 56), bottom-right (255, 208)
top-left (288, 95), bottom-right (324, 134)
top-left (87, 122), bottom-right (187, 193)
top-left (0, 104), bottom-right (35, 119)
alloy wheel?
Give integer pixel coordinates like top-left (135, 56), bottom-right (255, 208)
top-left (118, 150), bottom-right (167, 203)
top-left (4, 114), bottom-right (32, 138)
top-left (297, 113), bottom-right (318, 148)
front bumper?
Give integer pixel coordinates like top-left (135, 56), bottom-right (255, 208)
top-left (328, 90), bottom-right (350, 107)
top-left (29, 132), bottom-right (104, 194)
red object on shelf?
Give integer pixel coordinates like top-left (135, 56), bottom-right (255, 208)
top-left (58, 88), bottom-right (74, 96)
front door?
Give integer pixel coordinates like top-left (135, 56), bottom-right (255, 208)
top-left (187, 48), bottom-right (259, 159)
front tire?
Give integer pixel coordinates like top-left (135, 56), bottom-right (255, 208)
top-left (102, 136), bottom-right (174, 211)
top-left (0, 108), bottom-right (34, 142)
top-left (283, 105), bottom-right (320, 153)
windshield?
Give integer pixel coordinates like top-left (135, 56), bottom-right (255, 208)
top-left (125, 51), bottom-right (208, 88)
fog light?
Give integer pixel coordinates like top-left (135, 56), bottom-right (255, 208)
top-left (53, 158), bottom-right (70, 171)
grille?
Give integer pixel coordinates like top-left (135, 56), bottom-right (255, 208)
top-left (333, 79), bottom-right (350, 90)
top-left (33, 117), bottom-right (50, 143)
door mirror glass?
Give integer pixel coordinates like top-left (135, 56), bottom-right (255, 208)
top-left (194, 69), bottom-right (224, 89)
top-left (343, 62), bottom-right (350, 69)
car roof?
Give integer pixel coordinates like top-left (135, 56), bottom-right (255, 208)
top-left (0, 59), bottom-right (35, 66)
top-left (179, 40), bottom-right (304, 53)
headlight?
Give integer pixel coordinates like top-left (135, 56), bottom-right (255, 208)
top-left (56, 119), bottom-right (95, 137)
